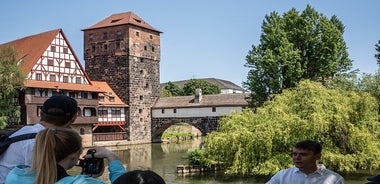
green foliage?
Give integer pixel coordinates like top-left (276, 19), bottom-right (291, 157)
top-left (0, 46), bottom-right (25, 129)
top-left (244, 5), bottom-right (352, 108)
top-left (375, 40), bottom-right (380, 66)
top-left (188, 148), bottom-right (210, 166)
top-left (204, 80), bottom-right (380, 176)
top-left (182, 79), bottom-right (220, 96)
top-left (162, 81), bottom-right (183, 97)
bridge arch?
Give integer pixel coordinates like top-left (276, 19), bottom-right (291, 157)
top-left (151, 117), bottom-right (220, 142)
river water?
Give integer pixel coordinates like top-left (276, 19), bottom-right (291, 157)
top-left (70, 138), bottom-right (373, 183)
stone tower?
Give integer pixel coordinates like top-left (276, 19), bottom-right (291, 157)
top-left (82, 12), bottom-right (161, 143)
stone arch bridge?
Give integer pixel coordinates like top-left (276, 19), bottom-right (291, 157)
top-left (151, 116), bottom-right (220, 142)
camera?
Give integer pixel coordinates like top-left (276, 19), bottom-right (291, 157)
top-left (77, 149), bottom-right (104, 175)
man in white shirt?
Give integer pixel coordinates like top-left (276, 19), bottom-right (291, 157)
top-left (0, 95), bottom-right (78, 183)
top-left (266, 140), bottom-right (344, 184)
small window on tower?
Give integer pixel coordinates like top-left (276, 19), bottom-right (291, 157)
top-left (103, 32), bottom-right (108, 39)
top-left (144, 46), bottom-right (147, 51)
top-left (149, 35), bottom-right (153, 39)
top-left (89, 33), bottom-right (94, 39)
top-left (152, 47), bottom-right (155, 52)
top-left (117, 30), bottom-right (122, 35)
top-left (136, 31), bottom-right (139, 37)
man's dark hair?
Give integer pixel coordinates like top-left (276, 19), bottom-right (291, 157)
top-left (113, 170), bottom-right (166, 184)
top-left (294, 140), bottom-right (322, 154)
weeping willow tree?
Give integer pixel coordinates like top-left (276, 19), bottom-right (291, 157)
top-left (204, 80), bottom-right (380, 176)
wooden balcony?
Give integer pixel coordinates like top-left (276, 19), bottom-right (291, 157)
top-left (93, 132), bottom-right (128, 141)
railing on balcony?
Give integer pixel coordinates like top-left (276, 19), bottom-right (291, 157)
top-left (93, 132), bottom-right (128, 141)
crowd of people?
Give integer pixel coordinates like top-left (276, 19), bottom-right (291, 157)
top-left (0, 95), bottom-right (350, 184)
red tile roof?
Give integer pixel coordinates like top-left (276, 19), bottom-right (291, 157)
top-left (82, 11), bottom-right (161, 33)
top-left (25, 80), bottom-right (104, 92)
top-left (0, 29), bottom-right (60, 75)
top-left (92, 81), bottom-right (128, 107)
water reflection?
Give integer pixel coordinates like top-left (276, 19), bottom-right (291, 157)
top-left (69, 138), bottom-right (370, 184)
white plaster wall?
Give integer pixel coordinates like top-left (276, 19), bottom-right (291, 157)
top-left (152, 106), bottom-right (243, 118)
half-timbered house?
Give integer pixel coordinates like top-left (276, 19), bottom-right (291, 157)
top-left (0, 29), bottom-right (104, 146)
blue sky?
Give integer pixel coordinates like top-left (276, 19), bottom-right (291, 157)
top-left (1, 0), bottom-right (379, 87)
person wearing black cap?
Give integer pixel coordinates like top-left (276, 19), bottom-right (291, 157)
top-left (0, 95), bottom-right (79, 183)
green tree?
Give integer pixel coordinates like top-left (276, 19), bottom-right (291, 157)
top-left (162, 81), bottom-right (183, 97)
top-left (204, 80), bottom-right (380, 176)
top-left (0, 46), bottom-right (25, 128)
top-left (182, 79), bottom-right (220, 95)
top-left (244, 5), bottom-right (352, 108)
top-left (376, 40), bottom-right (380, 66)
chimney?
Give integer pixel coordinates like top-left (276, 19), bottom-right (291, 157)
top-left (194, 88), bottom-right (202, 103)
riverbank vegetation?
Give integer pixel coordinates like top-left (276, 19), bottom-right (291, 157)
top-left (202, 80), bottom-right (380, 176)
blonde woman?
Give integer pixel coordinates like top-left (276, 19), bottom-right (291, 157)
top-left (5, 128), bottom-right (126, 184)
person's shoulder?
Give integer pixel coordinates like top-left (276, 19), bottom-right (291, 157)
top-left (10, 124), bottom-right (44, 137)
top-left (56, 175), bottom-right (106, 184)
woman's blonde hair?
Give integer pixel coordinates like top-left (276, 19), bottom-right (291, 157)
top-left (31, 128), bottom-right (82, 184)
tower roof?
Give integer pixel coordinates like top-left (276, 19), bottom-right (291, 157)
top-left (82, 11), bottom-right (161, 33)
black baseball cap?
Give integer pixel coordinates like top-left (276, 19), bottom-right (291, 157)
top-left (42, 95), bottom-right (78, 117)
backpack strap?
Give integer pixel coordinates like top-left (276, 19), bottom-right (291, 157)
top-left (8, 133), bottom-right (37, 143)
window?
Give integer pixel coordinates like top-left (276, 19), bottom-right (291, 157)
top-left (135, 31), bottom-right (139, 37)
top-left (104, 44), bottom-right (108, 50)
top-left (139, 95), bottom-right (143, 100)
top-left (161, 109), bottom-right (165, 114)
top-left (173, 109), bottom-right (177, 113)
top-left (50, 46), bottom-right (56, 52)
top-left (149, 35), bottom-right (153, 39)
top-left (99, 96), bottom-right (105, 102)
top-left (139, 109), bottom-right (142, 113)
top-left (109, 97), bottom-right (115, 102)
top-left (111, 109), bottom-right (121, 117)
top-left (152, 47), bottom-right (155, 52)
top-left (140, 70), bottom-right (144, 74)
top-left (99, 109), bottom-right (108, 117)
top-left (117, 30), bottom-right (122, 35)
top-left (76, 77), bottom-right (81, 84)
top-left (36, 73), bottom-right (42, 81)
top-left (80, 128), bottom-right (85, 135)
top-left (63, 47), bottom-right (68, 54)
top-left (212, 107), bottom-right (216, 112)
top-left (92, 45), bottom-right (95, 52)
top-left (65, 62), bottom-right (71, 68)
top-left (48, 59), bottom-right (54, 66)
top-left (69, 92), bottom-right (76, 98)
top-left (103, 32), bottom-right (108, 39)
top-left (144, 46), bottom-right (147, 51)
top-left (37, 106), bottom-right (42, 116)
top-left (89, 33), bottom-right (94, 39)
top-left (63, 76), bottom-right (69, 83)
top-left (50, 74), bottom-right (56, 82)
top-left (82, 92), bottom-right (88, 99)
